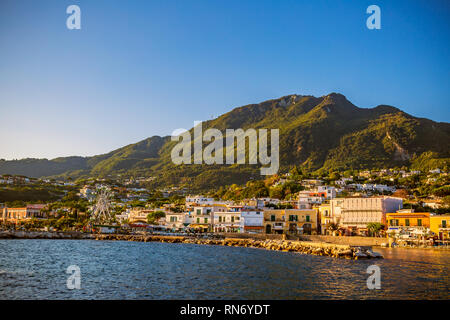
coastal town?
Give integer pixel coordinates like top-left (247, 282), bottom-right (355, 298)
top-left (2, 0), bottom-right (450, 305)
top-left (1, 166), bottom-right (449, 247)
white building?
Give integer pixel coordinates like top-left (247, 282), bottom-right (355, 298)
top-left (317, 186), bottom-right (337, 199)
top-left (79, 186), bottom-right (94, 200)
top-left (189, 205), bottom-right (224, 232)
top-left (297, 186), bottom-right (336, 208)
top-left (240, 210), bottom-right (264, 233)
top-left (373, 184), bottom-right (395, 193)
top-left (185, 195), bottom-right (215, 206)
top-left (335, 177), bottom-right (353, 186)
top-left (422, 200), bottom-right (443, 209)
top-left (115, 212), bottom-right (129, 224)
top-left (330, 196), bottom-right (403, 232)
top-left (258, 198), bottom-right (281, 206)
top-left (349, 184), bottom-right (394, 193)
top-left (213, 206), bottom-right (242, 233)
top-left (165, 212), bottom-right (192, 230)
top-left (239, 199), bottom-right (265, 209)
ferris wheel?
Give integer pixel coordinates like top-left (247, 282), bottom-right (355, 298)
top-left (90, 188), bottom-right (114, 225)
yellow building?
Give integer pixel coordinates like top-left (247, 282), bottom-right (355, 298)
top-left (430, 215), bottom-right (450, 240)
top-left (318, 204), bottom-right (332, 235)
top-left (263, 209), bottom-right (317, 235)
top-left (2, 204), bottom-right (47, 223)
top-left (386, 212), bottom-right (431, 229)
top-left (263, 209), bottom-right (285, 234)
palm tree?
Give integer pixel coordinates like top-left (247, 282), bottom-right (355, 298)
top-left (328, 222), bottom-right (338, 231)
top-left (367, 222), bottom-right (384, 237)
top-left (327, 222), bottom-right (339, 236)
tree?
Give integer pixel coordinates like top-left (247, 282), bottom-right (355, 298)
top-left (392, 189), bottom-right (408, 199)
top-left (328, 171), bottom-right (341, 181)
top-left (147, 210), bottom-right (166, 224)
top-left (433, 185), bottom-right (450, 197)
top-left (242, 180), bottom-right (269, 198)
top-left (289, 166), bottom-right (303, 180)
top-left (442, 196), bottom-right (450, 208)
top-left (367, 222), bottom-right (384, 237)
top-left (282, 181), bottom-right (303, 199)
top-left (269, 186), bottom-right (283, 199)
top-left (328, 223), bottom-right (338, 232)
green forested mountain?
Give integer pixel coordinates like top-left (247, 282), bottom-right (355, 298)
top-left (1, 93), bottom-right (449, 189)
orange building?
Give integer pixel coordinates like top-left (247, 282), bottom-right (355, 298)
top-left (386, 212), bottom-right (431, 229)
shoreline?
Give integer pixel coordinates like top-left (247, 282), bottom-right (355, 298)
top-left (0, 230), bottom-right (382, 260)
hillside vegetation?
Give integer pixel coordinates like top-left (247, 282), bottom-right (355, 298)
top-left (1, 93), bottom-right (449, 190)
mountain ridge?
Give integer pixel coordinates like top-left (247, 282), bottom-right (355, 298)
top-left (1, 93), bottom-right (449, 190)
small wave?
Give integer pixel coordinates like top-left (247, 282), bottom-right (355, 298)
top-left (0, 269), bottom-right (34, 277)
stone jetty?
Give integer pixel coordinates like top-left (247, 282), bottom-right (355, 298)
top-left (0, 230), bottom-right (91, 240)
top-left (0, 231), bottom-right (383, 260)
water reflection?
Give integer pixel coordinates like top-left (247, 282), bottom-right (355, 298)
top-left (0, 240), bottom-right (448, 300)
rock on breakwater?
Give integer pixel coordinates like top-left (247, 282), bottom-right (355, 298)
top-left (92, 234), bottom-right (383, 260)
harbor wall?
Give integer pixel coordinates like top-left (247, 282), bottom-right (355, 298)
top-left (217, 232), bottom-right (285, 240)
top-left (0, 231), bottom-right (387, 246)
top-left (299, 235), bottom-right (387, 246)
top-left (217, 233), bottom-right (386, 246)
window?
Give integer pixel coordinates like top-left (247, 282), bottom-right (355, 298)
top-left (196, 218), bottom-right (200, 223)
top-left (219, 216), bottom-right (222, 222)
top-left (442, 220), bottom-right (447, 228)
top-left (271, 215), bottom-right (275, 221)
top-left (196, 209), bottom-right (201, 215)
top-left (417, 219), bottom-right (422, 226)
top-left (204, 218), bottom-right (208, 223)
top-left (390, 219), bottom-right (399, 226)
top-left (231, 217), bottom-right (234, 223)
top-left (405, 219), bottom-right (410, 226)
top-left (306, 215), bottom-right (310, 222)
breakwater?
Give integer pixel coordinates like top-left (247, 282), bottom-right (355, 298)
top-left (0, 230), bottom-right (382, 259)
top-left (0, 230), bottom-right (90, 240)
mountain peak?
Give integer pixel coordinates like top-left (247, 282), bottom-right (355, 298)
top-left (275, 94), bottom-right (304, 107)
top-left (322, 92), bottom-right (350, 104)
top-left (372, 104), bottom-right (402, 114)
top-left (325, 92), bottom-right (347, 98)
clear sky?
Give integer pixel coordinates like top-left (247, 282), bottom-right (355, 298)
top-left (1, 0), bottom-right (449, 160)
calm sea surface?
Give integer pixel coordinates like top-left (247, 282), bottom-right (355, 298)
top-left (0, 240), bottom-right (448, 299)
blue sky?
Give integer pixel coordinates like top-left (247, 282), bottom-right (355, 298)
top-left (0, 0), bottom-right (449, 160)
